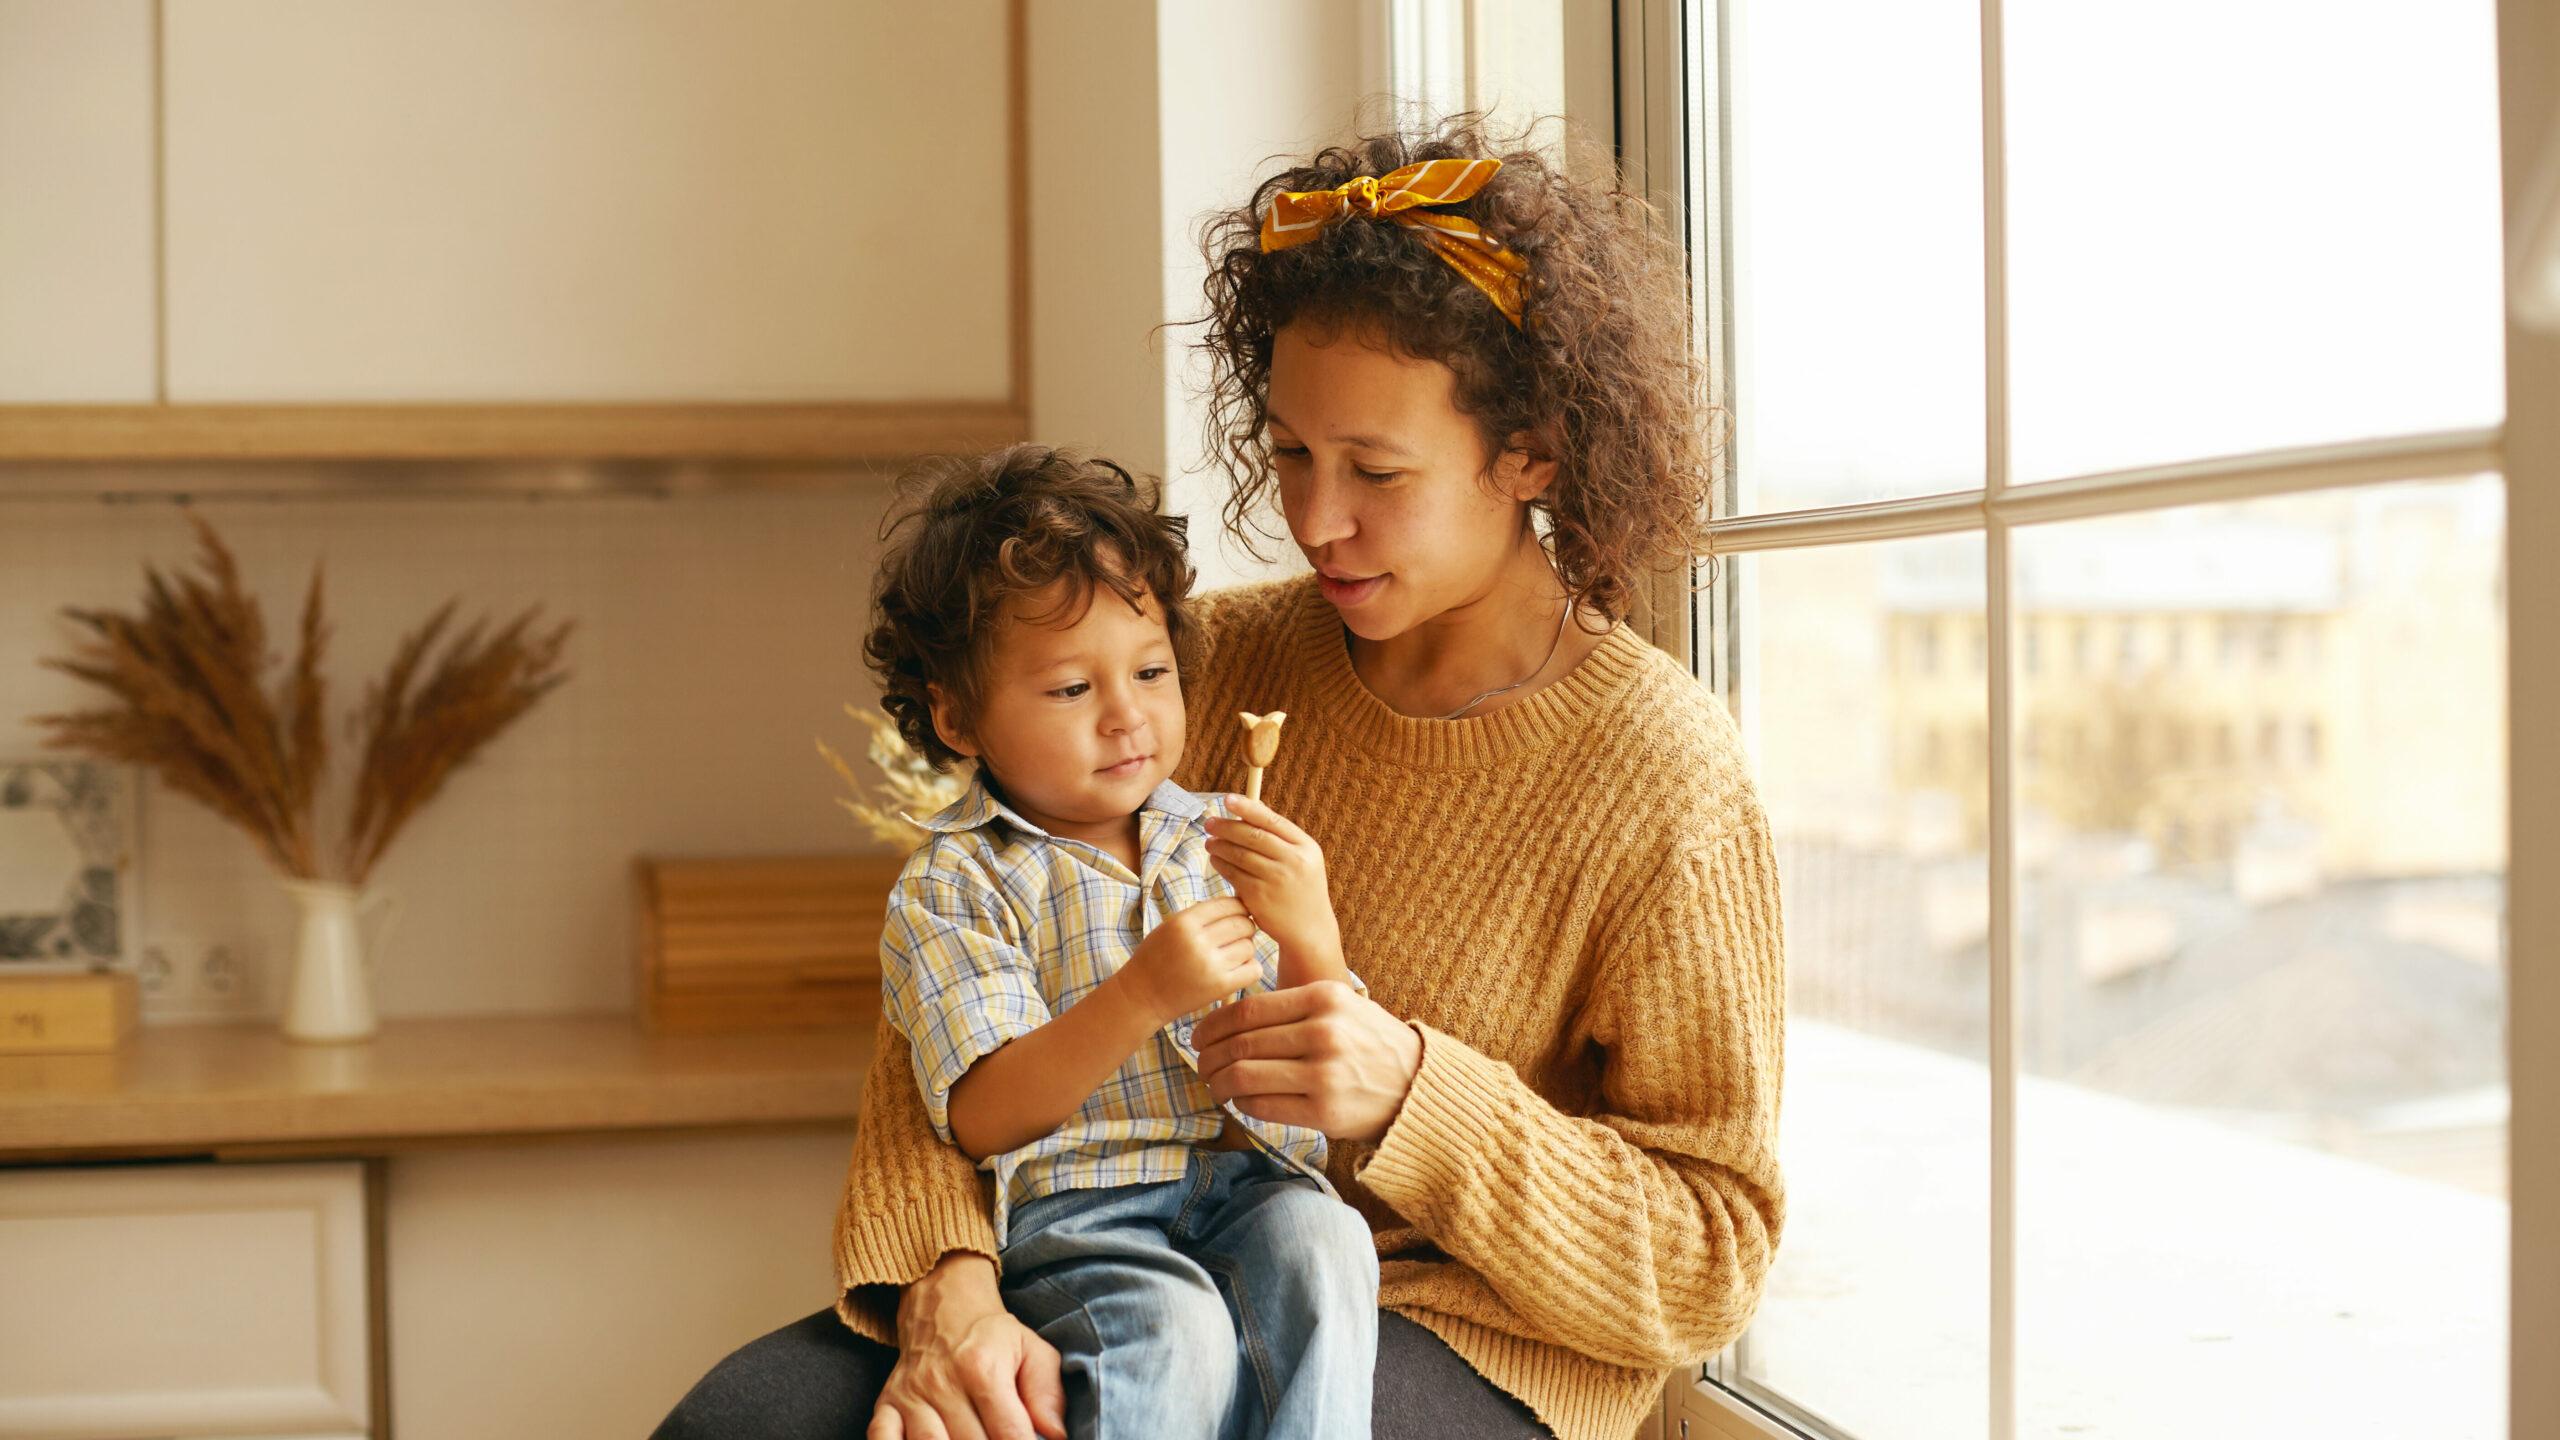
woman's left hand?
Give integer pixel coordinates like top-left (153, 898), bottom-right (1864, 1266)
top-left (1191, 980), bottom-right (1424, 1142)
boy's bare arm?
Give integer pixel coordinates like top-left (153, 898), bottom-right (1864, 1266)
top-left (1275, 927), bottom-right (1351, 990)
top-left (946, 897), bottom-right (1263, 1160)
top-left (946, 977), bottom-right (1160, 1160)
top-left (1272, 934), bottom-right (1349, 991)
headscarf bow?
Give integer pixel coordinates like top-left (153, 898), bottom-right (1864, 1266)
top-left (1259, 158), bottom-right (1530, 328)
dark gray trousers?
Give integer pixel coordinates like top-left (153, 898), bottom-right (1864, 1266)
top-left (652, 1306), bottom-right (1554, 1439)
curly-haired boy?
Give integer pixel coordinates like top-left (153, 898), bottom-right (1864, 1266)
top-left (864, 445), bottom-right (1376, 1440)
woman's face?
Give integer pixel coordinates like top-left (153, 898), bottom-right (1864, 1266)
top-left (1264, 321), bottom-right (1554, 641)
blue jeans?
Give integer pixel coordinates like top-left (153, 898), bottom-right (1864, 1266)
top-left (998, 1149), bottom-right (1379, 1440)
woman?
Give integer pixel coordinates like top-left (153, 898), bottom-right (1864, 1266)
top-left (657, 117), bottom-right (1784, 1440)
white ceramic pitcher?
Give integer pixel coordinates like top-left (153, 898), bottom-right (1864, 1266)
top-left (280, 879), bottom-right (400, 1043)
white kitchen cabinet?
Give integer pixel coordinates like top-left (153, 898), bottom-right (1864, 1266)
top-left (0, 0), bottom-right (158, 403)
top-left (159, 0), bottom-right (1012, 405)
top-left (0, 1160), bottom-right (373, 1439)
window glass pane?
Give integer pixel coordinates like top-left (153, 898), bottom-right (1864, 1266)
top-left (1726, 0), bottom-right (1985, 513)
top-left (2006, 0), bottom-right (2505, 483)
top-left (1730, 534), bottom-right (1989, 1440)
top-left (2014, 477), bottom-right (2508, 1440)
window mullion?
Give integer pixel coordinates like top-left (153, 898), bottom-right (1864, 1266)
top-left (1987, 515), bottom-right (2021, 1440)
top-left (1980, 0), bottom-right (2019, 1436)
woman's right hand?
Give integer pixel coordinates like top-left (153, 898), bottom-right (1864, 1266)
top-left (870, 1252), bottom-right (1067, 1440)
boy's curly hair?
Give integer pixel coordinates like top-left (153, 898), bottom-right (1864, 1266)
top-left (864, 446), bottom-right (1201, 772)
top-left (1197, 114), bottom-right (1717, 623)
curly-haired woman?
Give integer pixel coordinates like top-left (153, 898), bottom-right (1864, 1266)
top-left (657, 116), bottom-right (1786, 1440)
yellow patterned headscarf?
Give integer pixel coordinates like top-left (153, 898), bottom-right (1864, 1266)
top-left (1259, 158), bottom-right (1530, 328)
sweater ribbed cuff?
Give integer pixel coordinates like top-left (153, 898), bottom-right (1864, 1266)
top-left (832, 1189), bottom-right (1001, 1344)
top-left (1357, 1021), bottom-right (1520, 1223)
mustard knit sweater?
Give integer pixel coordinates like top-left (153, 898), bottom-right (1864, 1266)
top-left (833, 575), bottom-right (1787, 1440)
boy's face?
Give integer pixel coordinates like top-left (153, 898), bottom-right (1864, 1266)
top-left (931, 580), bottom-right (1186, 838)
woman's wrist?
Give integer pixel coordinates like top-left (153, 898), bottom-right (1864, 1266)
top-left (1320, 993), bottom-right (1425, 1143)
top-left (1364, 1016), bottom-right (1426, 1141)
top-left (898, 1250), bottom-right (1002, 1343)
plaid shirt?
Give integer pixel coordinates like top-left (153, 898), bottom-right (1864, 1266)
top-left (880, 774), bottom-right (1343, 1245)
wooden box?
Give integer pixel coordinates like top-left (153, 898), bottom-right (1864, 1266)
top-left (0, 970), bottom-right (140, 1054)
top-left (635, 855), bottom-right (905, 1033)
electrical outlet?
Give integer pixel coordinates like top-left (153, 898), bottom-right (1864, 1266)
top-left (136, 940), bottom-right (267, 1022)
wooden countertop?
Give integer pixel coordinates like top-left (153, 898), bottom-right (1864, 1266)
top-left (0, 1006), bottom-right (874, 1162)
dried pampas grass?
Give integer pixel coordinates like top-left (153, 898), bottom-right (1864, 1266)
top-left (33, 514), bottom-right (571, 886)
top-left (817, 704), bottom-right (967, 852)
top-left (38, 515), bottom-right (329, 878)
top-left (342, 598), bottom-right (573, 886)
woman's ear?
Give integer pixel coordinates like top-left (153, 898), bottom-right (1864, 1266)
top-left (1499, 431), bottom-right (1560, 504)
top-left (926, 684), bottom-right (981, 760)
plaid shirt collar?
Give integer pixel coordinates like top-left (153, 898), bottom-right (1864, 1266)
top-left (915, 771), bottom-right (1209, 840)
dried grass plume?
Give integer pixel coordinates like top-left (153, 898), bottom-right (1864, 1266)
top-left (33, 515), bottom-right (572, 886)
top-left (342, 598), bottom-right (574, 886)
top-left (817, 704), bottom-right (968, 852)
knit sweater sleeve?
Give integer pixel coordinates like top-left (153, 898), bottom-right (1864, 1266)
top-left (830, 1013), bottom-right (1001, 1343)
top-left (1354, 822), bottom-right (1787, 1370)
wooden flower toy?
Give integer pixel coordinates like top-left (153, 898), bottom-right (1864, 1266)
top-left (1238, 711), bottom-right (1288, 803)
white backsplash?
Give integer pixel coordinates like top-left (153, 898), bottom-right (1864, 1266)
top-left (0, 488), bottom-right (896, 1021)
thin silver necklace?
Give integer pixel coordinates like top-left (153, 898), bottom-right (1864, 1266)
top-left (1436, 596), bottom-right (1576, 720)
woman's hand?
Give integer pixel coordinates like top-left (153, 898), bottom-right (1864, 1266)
top-left (1191, 980), bottom-right (1424, 1142)
top-left (870, 1252), bottom-right (1066, 1440)
top-left (1203, 796), bottom-right (1347, 988)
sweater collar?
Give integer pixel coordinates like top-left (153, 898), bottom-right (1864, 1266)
top-left (1281, 574), bottom-right (1655, 769)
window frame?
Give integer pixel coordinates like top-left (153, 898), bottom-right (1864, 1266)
top-left (1613, 0), bottom-right (2513, 1436)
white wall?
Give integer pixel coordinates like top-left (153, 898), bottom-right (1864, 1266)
top-left (1024, 0), bottom-right (1168, 480)
top-left (1154, 1), bottom-right (1369, 592)
top-left (1023, 0), bottom-right (1373, 595)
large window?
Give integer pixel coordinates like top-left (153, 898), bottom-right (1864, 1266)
top-left (1662, 1), bottom-right (2512, 1437)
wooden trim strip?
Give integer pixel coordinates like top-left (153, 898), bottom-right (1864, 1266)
top-left (0, 401), bottom-right (1028, 464)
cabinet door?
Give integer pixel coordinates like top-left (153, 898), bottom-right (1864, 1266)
top-left (0, 1160), bottom-right (371, 1439)
top-left (0, 0), bottom-right (157, 402)
top-left (161, 0), bottom-right (1011, 404)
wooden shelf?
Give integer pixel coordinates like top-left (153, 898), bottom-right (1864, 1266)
top-left (0, 401), bottom-right (1027, 469)
top-left (0, 1007), bottom-right (875, 1162)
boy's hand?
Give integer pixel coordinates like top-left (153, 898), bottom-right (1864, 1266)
top-left (1118, 896), bottom-right (1264, 1026)
top-left (1203, 795), bottom-right (1346, 985)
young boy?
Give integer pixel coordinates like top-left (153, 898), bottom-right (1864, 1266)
top-left (864, 446), bottom-right (1377, 1440)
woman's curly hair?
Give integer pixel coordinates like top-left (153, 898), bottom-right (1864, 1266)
top-left (1197, 114), bottom-right (1718, 624)
top-left (864, 445), bottom-right (1201, 772)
